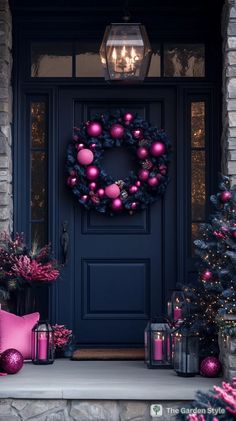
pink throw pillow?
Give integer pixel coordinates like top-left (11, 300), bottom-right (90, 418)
top-left (0, 310), bottom-right (40, 360)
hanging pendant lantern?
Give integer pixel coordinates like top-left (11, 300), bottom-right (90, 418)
top-left (100, 22), bottom-right (152, 82)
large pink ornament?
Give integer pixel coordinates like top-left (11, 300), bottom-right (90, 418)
top-left (124, 112), bottom-right (134, 123)
top-left (220, 191), bottom-right (232, 203)
top-left (200, 357), bottom-right (221, 377)
top-left (89, 182), bottom-right (97, 191)
top-left (148, 176), bottom-right (159, 187)
top-left (67, 175), bottom-right (77, 187)
top-left (137, 147), bottom-right (149, 160)
top-left (86, 121), bottom-right (102, 137)
top-left (77, 148), bottom-right (94, 166)
top-left (138, 169), bottom-right (149, 181)
top-left (105, 183), bottom-right (120, 199)
top-left (0, 348), bottom-right (23, 374)
top-left (132, 128), bottom-right (143, 140)
top-left (150, 141), bottom-right (166, 157)
top-left (129, 185), bottom-right (138, 194)
top-left (202, 270), bottom-right (213, 281)
top-left (111, 198), bottom-right (123, 211)
top-left (86, 165), bottom-right (100, 180)
top-left (98, 188), bottom-right (105, 198)
top-left (110, 124), bottom-right (125, 139)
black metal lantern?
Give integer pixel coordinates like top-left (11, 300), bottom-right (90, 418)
top-left (167, 289), bottom-right (185, 323)
top-left (144, 318), bottom-right (172, 369)
top-left (100, 22), bottom-right (152, 82)
top-left (173, 332), bottom-right (199, 377)
top-left (32, 321), bottom-right (54, 365)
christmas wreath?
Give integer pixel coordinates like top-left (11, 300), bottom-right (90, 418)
top-left (66, 110), bottom-right (171, 215)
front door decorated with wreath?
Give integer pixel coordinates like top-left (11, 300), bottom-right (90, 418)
top-left (55, 86), bottom-right (176, 347)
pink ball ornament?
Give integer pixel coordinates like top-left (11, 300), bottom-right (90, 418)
top-left (202, 270), bottom-right (213, 281)
top-left (150, 141), bottom-right (166, 157)
top-left (129, 185), bottom-right (138, 194)
top-left (138, 169), bottom-right (149, 181)
top-left (148, 176), bottom-right (159, 187)
top-left (67, 176), bottom-right (77, 187)
top-left (77, 149), bottom-right (94, 166)
top-left (232, 230), bottom-right (236, 239)
top-left (136, 180), bottom-right (141, 187)
top-left (131, 202), bottom-right (137, 210)
top-left (111, 198), bottom-right (123, 211)
top-left (98, 188), bottom-right (105, 198)
top-left (123, 112), bottom-right (134, 123)
top-left (220, 191), bottom-right (232, 203)
top-left (73, 134), bottom-right (79, 142)
top-left (81, 195), bottom-right (88, 201)
top-left (89, 182), bottom-right (97, 191)
top-left (86, 165), bottom-right (100, 180)
top-left (90, 143), bottom-right (96, 149)
top-left (110, 124), bottom-right (125, 139)
top-left (0, 348), bottom-right (23, 374)
top-left (105, 183), bottom-right (120, 199)
top-left (132, 128), bottom-right (143, 140)
top-left (137, 147), bottom-right (149, 160)
top-left (76, 143), bottom-right (85, 151)
top-left (86, 121), bottom-right (102, 137)
top-left (200, 357), bottom-right (221, 377)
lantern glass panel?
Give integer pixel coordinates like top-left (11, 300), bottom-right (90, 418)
top-left (145, 321), bottom-right (172, 368)
top-left (174, 334), bottom-right (199, 376)
top-left (32, 321), bottom-right (54, 365)
top-left (167, 290), bottom-right (185, 322)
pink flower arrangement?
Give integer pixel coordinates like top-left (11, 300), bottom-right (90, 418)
top-left (52, 324), bottom-right (72, 349)
top-left (11, 256), bottom-right (59, 282)
top-left (213, 378), bottom-right (236, 416)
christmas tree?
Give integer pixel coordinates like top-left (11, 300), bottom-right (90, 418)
top-left (182, 175), bottom-right (236, 356)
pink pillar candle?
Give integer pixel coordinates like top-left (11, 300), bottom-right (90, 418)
top-left (173, 306), bottom-right (182, 321)
top-left (153, 334), bottom-right (163, 360)
top-left (38, 332), bottom-right (48, 360)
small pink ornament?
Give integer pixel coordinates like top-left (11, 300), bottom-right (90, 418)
top-left (137, 147), bottom-right (149, 160)
top-left (159, 164), bottom-right (167, 175)
top-left (0, 348), bottom-right (23, 374)
top-left (220, 191), bottom-right (232, 203)
top-left (200, 357), bottom-right (221, 377)
top-left (111, 198), bottom-right (123, 211)
top-left (129, 185), bottom-right (138, 194)
top-left (77, 148), bottom-right (94, 166)
top-left (202, 270), bottom-right (213, 281)
top-left (148, 176), bottom-right (159, 187)
top-left (136, 181), bottom-right (141, 187)
top-left (150, 141), bottom-right (166, 157)
top-left (67, 176), bottom-right (77, 187)
top-left (138, 169), bottom-right (149, 181)
top-left (123, 112), bottom-right (134, 123)
top-left (232, 230), bottom-right (236, 239)
top-left (86, 165), bottom-right (100, 180)
top-left (131, 202), bottom-right (137, 210)
top-left (105, 183), bottom-right (120, 199)
top-left (86, 121), bottom-right (102, 137)
top-left (98, 188), bottom-right (105, 198)
top-left (110, 124), bottom-right (125, 139)
top-left (132, 128), bottom-right (143, 140)
top-left (90, 143), bottom-right (96, 149)
top-left (81, 195), bottom-right (88, 201)
top-left (89, 182), bottom-right (97, 191)
top-left (76, 143), bottom-right (85, 151)
top-left (73, 135), bottom-right (79, 142)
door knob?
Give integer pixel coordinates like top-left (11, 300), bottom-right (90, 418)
top-left (60, 220), bottom-right (69, 264)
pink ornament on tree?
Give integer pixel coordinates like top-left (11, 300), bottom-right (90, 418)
top-left (220, 191), bottom-right (232, 203)
top-left (123, 112), bottom-right (134, 123)
top-left (200, 357), bottom-right (221, 377)
top-left (86, 165), bottom-right (100, 180)
top-left (0, 349), bottom-right (23, 374)
top-left (89, 182), bottom-right (97, 191)
top-left (105, 184), bottom-right (120, 199)
top-left (132, 128), bottom-right (143, 140)
top-left (129, 185), bottom-right (138, 194)
top-left (73, 135), bottom-right (79, 142)
top-left (138, 169), bottom-right (149, 181)
top-left (77, 149), bottom-right (94, 165)
top-left (110, 124), bottom-right (125, 139)
top-left (97, 188), bottom-right (105, 198)
top-left (150, 141), bottom-right (166, 157)
top-left (90, 143), bottom-right (96, 149)
top-left (67, 176), bottom-right (77, 187)
top-left (131, 202), bottom-right (137, 210)
top-left (202, 270), bottom-right (213, 281)
top-left (137, 147), bottom-right (149, 159)
top-left (111, 198), bottom-right (123, 211)
top-left (81, 195), bottom-right (88, 201)
top-left (148, 176), bottom-right (159, 187)
top-left (76, 143), bottom-right (85, 151)
top-left (86, 121), bottom-right (102, 137)
top-left (232, 230), bottom-right (236, 239)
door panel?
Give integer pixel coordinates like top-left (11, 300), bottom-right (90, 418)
top-left (57, 86), bottom-right (176, 346)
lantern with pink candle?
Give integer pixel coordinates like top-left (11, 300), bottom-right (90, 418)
top-left (144, 318), bottom-right (172, 368)
top-left (32, 321), bottom-right (54, 365)
top-left (167, 289), bottom-right (185, 323)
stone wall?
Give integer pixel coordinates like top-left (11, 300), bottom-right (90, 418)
top-left (0, 0), bottom-right (12, 234)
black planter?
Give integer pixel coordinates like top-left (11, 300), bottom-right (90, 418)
top-left (13, 284), bottom-right (49, 316)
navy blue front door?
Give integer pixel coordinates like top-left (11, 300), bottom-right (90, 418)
top-left (55, 86), bottom-right (176, 347)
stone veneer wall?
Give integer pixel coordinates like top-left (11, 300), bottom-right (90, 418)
top-left (0, 0), bottom-right (12, 234)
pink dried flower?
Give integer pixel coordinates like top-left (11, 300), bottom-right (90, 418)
top-left (213, 380), bottom-right (236, 415)
top-left (11, 255), bottom-right (59, 282)
top-left (52, 324), bottom-right (72, 349)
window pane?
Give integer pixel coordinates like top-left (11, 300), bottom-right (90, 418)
top-left (31, 42), bottom-right (72, 77)
top-left (31, 223), bottom-right (47, 248)
top-left (31, 102), bottom-right (46, 147)
top-left (31, 151), bottom-right (47, 220)
top-left (191, 102), bottom-right (205, 148)
top-left (164, 44), bottom-right (205, 77)
top-left (147, 46), bottom-right (161, 77)
top-left (191, 150), bottom-right (206, 221)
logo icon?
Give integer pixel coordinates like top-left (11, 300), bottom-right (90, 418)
top-left (150, 404), bottom-right (163, 417)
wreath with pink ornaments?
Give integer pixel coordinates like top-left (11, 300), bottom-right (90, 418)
top-left (66, 110), bottom-right (171, 215)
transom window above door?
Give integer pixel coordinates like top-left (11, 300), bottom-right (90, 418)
top-left (31, 41), bottom-right (205, 78)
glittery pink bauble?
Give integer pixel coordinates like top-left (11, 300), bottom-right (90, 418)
top-left (111, 198), bottom-right (123, 211)
top-left (202, 270), bottom-right (213, 281)
top-left (105, 184), bottom-right (120, 199)
top-left (67, 176), bottom-right (77, 187)
top-left (86, 165), bottom-right (100, 180)
top-left (86, 121), bottom-right (102, 137)
top-left (131, 202), bottom-right (137, 209)
top-left (98, 188), bottom-right (105, 198)
top-left (200, 357), bottom-right (221, 377)
top-left (77, 148), bottom-right (94, 166)
top-left (129, 185), bottom-right (138, 194)
top-left (148, 176), bottom-right (159, 187)
top-left (0, 349), bottom-right (23, 374)
top-left (132, 128), bottom-right (143, 140)
top-left (123, 112), bottom-right (134, 123)
top-left (81, 195), bottom-right (88, 201)
top-left (220, 191), bottom-right (232, 203)
top-left (150, 141), bottom-right (165, 157)
top-left (138, 169), bottom-right (149, 181)
top-left (89, 182), bottom-right (97, 191)
top-left (136, 181), bottom-right (141, 187)
top-left (110, 124), bottom-right (125, 139)
top-left (137, 147), bottom-right (149, 159)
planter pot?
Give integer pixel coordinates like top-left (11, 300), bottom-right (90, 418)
top-left (218, 314), bottom-right (236, 380)
top-left (13, 284), bottom-right (49, 316)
